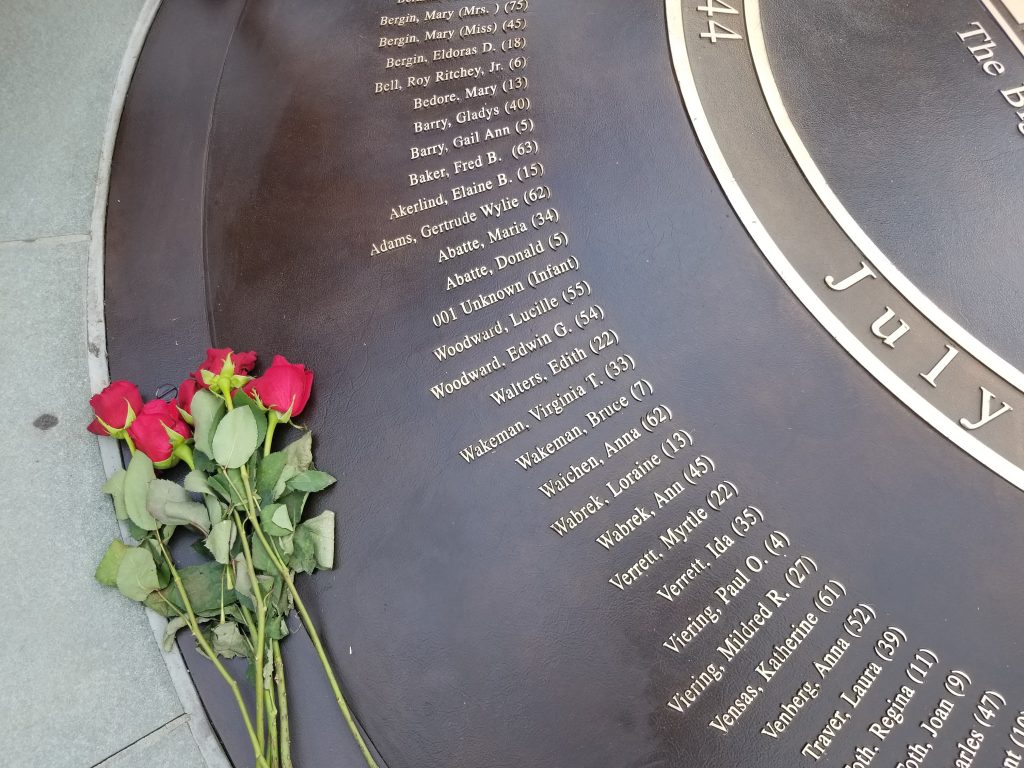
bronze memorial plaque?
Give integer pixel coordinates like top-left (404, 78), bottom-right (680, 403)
top-left (104, 0), bottom-right (1024, 766)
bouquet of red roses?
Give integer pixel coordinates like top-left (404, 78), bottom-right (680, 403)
top-left (89, 348), bottom-right (377, 768)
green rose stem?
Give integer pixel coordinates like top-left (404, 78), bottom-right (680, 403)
top-left (219, 389), bottom-right (271, 754)
top-left (227, 456), bottom-right (288, 768)
top-left (243, 507), bottom-right (380, 768)
top-left (231, 504), bottom-right (270, 755)
top-left (225, 565), bottom-right (276, 767)
top-left (274, 640), bottom-right (294, 768)
top-left (218, 378), bottom-right (375, 766)
top-left (172, 441), bottom-right (196, 471)
top-left (264, 411), bottom-right (280, 457)
top-left (265, 676), bottom-right (280, 768)
top-left (154, 537), bottom-right (268, 768)
top-left (255, 407), bottom-right (377, 767)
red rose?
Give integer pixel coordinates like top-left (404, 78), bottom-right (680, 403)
top-left (88, 381), bottom-right (144, 436)
top-left (193, 347), bottom-right (257, 387)
top-left (244, 356), bottom-right (314, 418)
top-left (127, 399), bottom-right (191, 464)
top-left (177, 378), bottom-right (199, 417)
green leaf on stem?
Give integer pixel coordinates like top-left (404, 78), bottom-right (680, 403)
top-left (269, 577), bottom-right (293, 617)
top-left (236, 572), bottom-right (277, 615)
top-left (116, 546), bottom-right (161, 601)
top-left (165, 501), bottom-right (212, 533)
top-left (125, 519), bottom-right (149, 542)
top-left (147, 479), bottom-right (211, 534)
top-left (282, 431), bottom-right (313, 472)
top-left (257, 450), bottom-right (285, 502)
top-left (124, 452), bottom-right (159, 531)
top-left (266, 615), bottom-right (290, 641)
top-left (272, 505), bottom-right (294, 532)
top-left (280, 490), bottom-right (309, 528)
top-left (191, 390), bottom-right (225, 457)
top-left (183, 471), bottom-right (226, 524)
top-left (212, 407), bottom-right (259, 469)
top-left (231, 389), bottom-right (256, 409)
top-left (192, 449), bottom-right (216, 474)
top-left (232, 393), bottom-right (268, 446)
top-left (259, 451), bottom-right (300, 507)
top-left (276, 533), bottom-right (294, 558)
top-left (223, 604), bottom-right (246, 625)
top-left (231, 554), bottom-right (253, 602)
top-left (263, 655), bottom-right (274, 692)
top-left (101, 469), bottom-right (128, 521)
top-left (165, 562), bottom-right (237, 617)
top-left (95, 539), bottom-right (129, 586)
top-left (212, 621), bottom-right (250, 659)
top-left (162, 616), bottom-right (190, 652)
top-left (260, 502), bottom-right (293, 536)
top-left (245, 656), bottom-right (276, 692)
top-left (251, 536), bottom-right (277, 574)
top-left (295, 511), bottom-right (335, 570)
top-left (143, 593), bottom-right (176, 617)
top-left (141, 539), bottom-right (172, 589)
top-left (184, 470), bottom-right (213, 495)
top-left (286, 470), bottom-right (336, 494)
top-left (206, 475), bottom-right (233, 506)
top-left (257, 574), bottom-right (276, 600)
top-left (204, 495), bottom-right (225, 526)
top-left (205, 519), bottom-right (237, 564)
top-left (262, 578), bottom-right (295, 637)
top-left (289, 531), bottom-right (317, 574)
top-left (147, 478), bottom-right (189, 509)
top-left (246, 452), bottom-right (261, 496)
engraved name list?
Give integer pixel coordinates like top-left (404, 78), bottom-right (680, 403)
top-left (369, 3), bottom-right (1024, 767)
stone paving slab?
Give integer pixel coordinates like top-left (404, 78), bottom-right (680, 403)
top-left (96, 718), bottom-right (207, 768)
top-left (0, 239), bottom-right (187, 767)
top-left (0, 0), bottom-right (148, 242)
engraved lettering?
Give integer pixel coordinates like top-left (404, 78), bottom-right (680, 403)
top-left (429, 355), bottom-right (505, 399)
top-left (513, 425), bottom-right (586, 469)
top-left (801, 709), bottom-right (851, 761)
top-left (666, 662), bottom-right (724, 713)
top-left (548, 494), bottom-right (607, 537)
top-left (960, 386), bottom-right (1013, 430)
top-left (608, 548), bottom-right (662, 590)
top-left (838, 661), bottom-right (883, 708)
top-left (595, 505), bottom-right (655, 550)
top-left (716, 600), bottom-right (773, 662)
top-left (825, 261), bottom-right (877, 291)
top-left (656, 557), bottom-right (709, 601)
top-left (869, 306), bottom-right (910, 348)
top-left (920, 344), bottom-right (959, 387)
top-left (433, 320), bottom-right (506, 361)
top-left (760, 680), bottom-right (821, 739)
top-left (488, 371), bottom-right (545, 405)
top-left (867, 684), bottom-right (916, 742)
top-left (458, 420), bottom-right (527, 462)
top-left (662, 605), bottom-right (720, 653)
top-left (537, 455), bottom-right (601, 499)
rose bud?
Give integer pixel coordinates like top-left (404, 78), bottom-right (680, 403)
top-left (194, 347), bottom-right (257, 396)
top-left (87, 381), bottom-right (144, 438)
top-left (244, 355), bottom-right (314, 421)
top-left (176, 378), bottom-right (199, 424)
top-left (127, 399), bottom-right (193, 469)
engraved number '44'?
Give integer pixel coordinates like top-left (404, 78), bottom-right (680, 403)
top-left (697, 0), bottom-right (742, 43)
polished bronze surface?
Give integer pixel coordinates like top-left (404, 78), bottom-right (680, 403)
top-left (107, 2), bottom-right (1024, 766)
